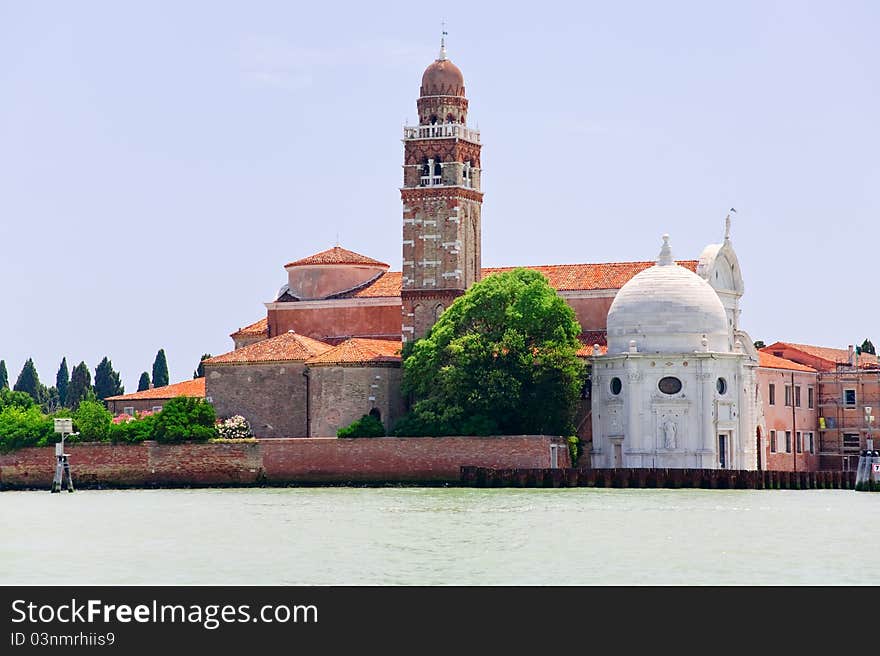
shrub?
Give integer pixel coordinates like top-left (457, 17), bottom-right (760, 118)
top-left (0, 388), bottom-right (36, 411)
top-left (73, 400), bottom-right (112, 442)
top-left (0, 406), bottom-right (54, 452)
top-left (108, 412), bottom-right (158, 443)
top-left (338, 414), bottom-right (386, 438)
top-left (216, 415), bottom-right (253, 439)
top-left (568, 435), bottom-right (583, 466)
top-left (152, 396), bottom-right (216, 443)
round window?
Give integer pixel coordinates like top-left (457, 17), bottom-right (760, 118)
top-left (610, 377), bottom-right (622, 395)
top-left (658, 376), bottom-right (682, 395)
top-left (716, 377), bottom-right (727, 395)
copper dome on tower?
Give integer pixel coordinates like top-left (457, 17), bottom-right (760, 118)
top-left (420, 58), bottom-right (465, 97)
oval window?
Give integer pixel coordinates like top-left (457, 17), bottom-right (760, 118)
top-left (658, 376), bottom-right (682, 395)
top-left (716, 377), bottom-right (727, 395)
top-left (610, 377), bottom-right (622, 395)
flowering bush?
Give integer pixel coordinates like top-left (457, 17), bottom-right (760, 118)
top-left (216, 415), bottom-right (253, 439)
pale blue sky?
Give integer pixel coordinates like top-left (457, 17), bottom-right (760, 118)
top-left (1, 1), bottom-right (878, 390)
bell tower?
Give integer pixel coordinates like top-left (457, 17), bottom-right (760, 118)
top-left (401, 35), bottom-right (483, 342)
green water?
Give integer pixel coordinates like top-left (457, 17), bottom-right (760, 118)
top-left (1, 488), bottom-right (877, 585)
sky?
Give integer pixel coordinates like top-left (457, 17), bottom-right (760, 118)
top-left (1, 0), bottom-right (878, 392)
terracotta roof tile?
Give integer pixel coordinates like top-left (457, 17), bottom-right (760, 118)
top-left (328, 261), bottom-right (699, 298)
top-left (230, 317), bottom-right (268, 338)
top-left (757, 352), bottom-right (817, 373)
top-left (577, 332), bottom-right (608, 357)
top-left (207, 331), bottom-right (332, 365)
top-left (762, 342), bottom-right (879, 369)
top-left (105, 378), bottom-right (206, 402)
top-left (306, 338), bottom-right (402, 365)
top-left (285, 246), bottom-right (389, 268)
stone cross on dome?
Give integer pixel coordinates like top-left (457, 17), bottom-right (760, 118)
top-left (725, 207), bottom-right (736, 242)
top-left (657, 234), bottom-right (674, 266)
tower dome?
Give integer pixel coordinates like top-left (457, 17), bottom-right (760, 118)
top-left (420, 58), bottom-right (465, 97)
top-left (606, 235), bottom-right (730, 354)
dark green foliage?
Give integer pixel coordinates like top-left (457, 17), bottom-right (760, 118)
top-left (42, 386), bottom-right (61, 413)
top-left (94, 357), bottom-right (124, 400)
top-left (66, 361), bottom-right (92, 410)
top-left (193, 354), bottom-right (212, 379)
top-left (860, 339), bottom-right (875, 356)
top-left (56, 357), bottom-right (69, 407)
top-left (395, 268), bottom-right (585, 437)
top-left (151, 396), bottom-right (216, 443)
top-left (337, 414), bottom-right (386, 438)
top-left (568, 436), bottom-right (583, 465)
top-left (137, 372), bottom-right (151, 392)
top-left (0, 388), bottom-right (35, 411)
top-left (753, 340), bottom-right (766, 349)
top-left (13, 358), bottom-right (44, 403)
top-left (152, 349), bottom-right (169, 388)
top-left (0, 360), bottom-right (8, 389)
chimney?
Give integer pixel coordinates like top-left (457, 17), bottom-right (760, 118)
top-left (848, 344), bottom-right (855, 366)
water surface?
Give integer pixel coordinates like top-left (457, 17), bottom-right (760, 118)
top-left (1, 488), bottom-right (876, 585)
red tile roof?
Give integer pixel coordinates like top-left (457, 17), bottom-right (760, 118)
top-left (105, 378), bottom-right (206, 402)
top-left (207, 331), bottom-right (332, 365)
top-left (757, 352), bottom-right (817, 373)
top-left (230, 317), bottom-right (268, 338)
top-left (285, 246), bottom-right (389, 269)
top-left (327, 261), bottom-right (699, 299)
top-left (306, 338), bottom-right (402, 365)
top-left (576, 331), bottom-right (608, 357)
top-left (762, 342), bottom-right (879, 369)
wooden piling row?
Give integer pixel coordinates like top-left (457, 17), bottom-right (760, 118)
top-left (459, 467), bottom-right (856, 489)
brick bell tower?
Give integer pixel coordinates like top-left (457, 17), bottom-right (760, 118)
top-left (401, 35), bottom-right (483, 342)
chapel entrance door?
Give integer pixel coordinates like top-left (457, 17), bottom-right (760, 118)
top-left (612, 442), bottom-right (623, 468)
top-left (718, 434), bottom-right (728, 469)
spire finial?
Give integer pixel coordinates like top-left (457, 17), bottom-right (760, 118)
top-left (657, 233), bottom-right (673, 266)
top-left (725, 207), bottom-right (736, 242)
top-left (439, 22), bottom-right (448, 61)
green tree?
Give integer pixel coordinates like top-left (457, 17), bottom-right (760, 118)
top-left (193, 353), bottom-right (212, 379)
top-left (73, 400), bottom-right (112, 441)
top-left (56, 357), bottom-right (70, 407)
top-left (94, 357), bottom-right (124, 400)
top-left (860, 338), bottom-right (875, 356)
top-left (66, 361), bottom-right (92, 410)
top-left (13, 358), bottom-right (44, 404)
top-left (395, 268), bottom-right (585, 436)
top-left (753, 340), bottom-right (766, 350)
top-left (0, 360), bottom-right (8, 389)
top-left (43, 386), bottom-right (61, 413)
top-left (338, 414), bottom-right (386, 438)
top-left (152, 396), bottom-right (216, 443)
top-left (0, 388), bottom-right (35, 411)
top-left (137, 371), bottom-right (151, 392)
top-left (152, 349), bottom-right (169, 388)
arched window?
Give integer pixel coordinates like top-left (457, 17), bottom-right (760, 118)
top-left (433, 157), bottom-right (442, 177)
top-left (434, 304), bottom-right (444, 321)
top-left (429, 114), bottom-right (438, 125)
top-left (446, 113), bottom-right (455, 123)
top-left (369, 407), bottom-right (381, 421)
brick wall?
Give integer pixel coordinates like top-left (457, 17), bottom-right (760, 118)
top-left (205, 362), bottom-right (308, 438)
top-left (268, 303), bottom-right (401, 342)
top-left (0, 436), bottom-right (569, 488)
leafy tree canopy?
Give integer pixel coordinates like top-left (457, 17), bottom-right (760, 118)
top-left (73, 400), bottom-right (112, 442)
top-left (137, 372), bottom-right (151, 392)
top-left (395, 268), bottom-right (585, 436)
top-left (152, 349), bottom-right (169, 388)
top-left (152, 396), bottom-right (216, 443)
top-left (0, 387), bottom-right (36, 411)
top-left (94, 357), bottom-right (124, 400)
top-left (338, 414), bottom-right (386, 438)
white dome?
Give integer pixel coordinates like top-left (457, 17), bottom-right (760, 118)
top-left (607, 235), bottom-right (730, 354)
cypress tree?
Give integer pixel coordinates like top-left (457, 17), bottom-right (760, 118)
top-left (13, 358), bottom-right (43, 403)
top-left (193, 353), bottom-right (212, 379)
top-left (137, 371), bottom-right (151, 392)
top-left (152, 349), bottom-right (169, 388)
top-left (94, 357), bottom-right (124, 400)
top-left (67, 361), bottom-right (92, 410)
top-left (56, 357), bottom-right (70, 407)
top-left (0, 360), bottom-right (7, 389)
top-left (860, 338), bottom-right (876, 356)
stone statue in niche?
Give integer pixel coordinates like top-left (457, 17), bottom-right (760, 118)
top-left (662, 418), bottom-right (677, 449)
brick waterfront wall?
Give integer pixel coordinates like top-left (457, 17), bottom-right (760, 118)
top-left (0, 436), bottom-right (568, 489)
